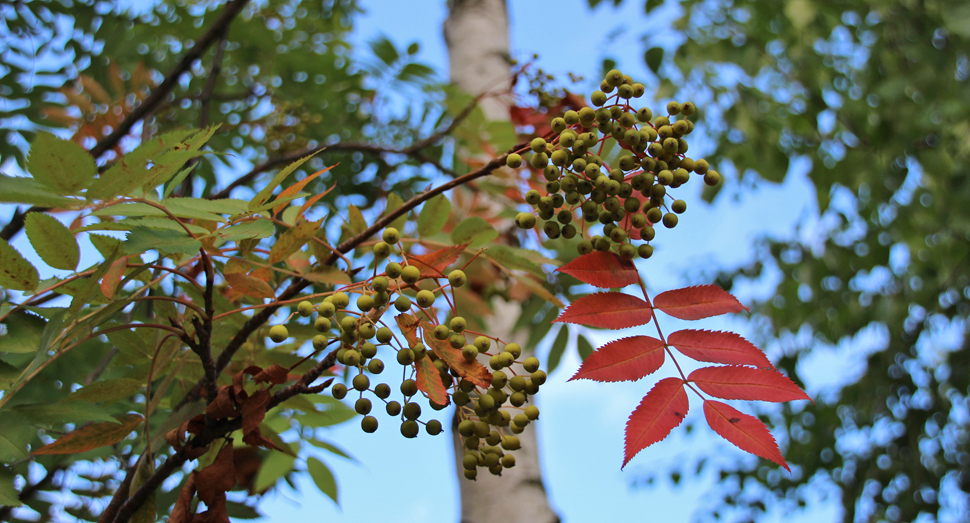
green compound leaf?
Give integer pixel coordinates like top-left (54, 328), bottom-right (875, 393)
top-left (26, 132), bottom-right (96, 195)
top-left (210, 219), bottom-right (276, 242)
top-left (24, 213), bottom-right (79, 271)
top-left (450, 216), bottom-right (498, 249)
top-left (0, 173), bottom-right (76, 207)
top-left (417, 194), bottom-right (450, 237)
top-left (307, 457), bottom-right (339, 506)
top-left (249, 151), bottom-right (322, 211)
top-left (0, 311), bottom-right (46, 353)
top-left (0, 469), bottom-right (21, 507)
top-left (383, 192), bottom-right (409, 231)
top-left (547, 326), bottom-right (569, 374)
top-left (123, 227), bottom-right (202, 255)
top-left (64, 377), bottom-right (144, 403)
top-left (0, 238), bottom-right (39, 291)
top-left (0, 411), bottom-right (34, 463)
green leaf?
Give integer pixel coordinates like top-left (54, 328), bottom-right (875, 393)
top-left (88, 129), bottom-right (210, 200)
top-left (249, 151), bottom-right (322, 211)
top-left (485, 245), bottom-right (544, 278)
top-left (64, 377), bottom-right (144, 403)
top-left (26, 132), bottom-right (96, 195)
top-left (450, 217), bottom-right (498, 249)
top-left (253, 449), bottom-right (296, 492)
top-left (89, 233), bottom-right (124, 259)
top-left (0, 173), bottom-right (77, 207)
top-left (124, 227), bottom-right (202, 255)
top-left (383, 192), bottom-right (409, 231)
top-left (0, 360), bottom-right (21, 391)
top-left (547, 326), bottom-right (569, 374)
top-left (225, 502), bottom-right (263, 519)
top-left (77, 216), bottom-right (209, 236)
top-left (24, 213), bottom-right (79, 271)
top-left (645, 47), bottom-right (664, 74)
top-left (417, 194), bottom-right (450, 236)
top-left (347, 204), bottom-right (367, 235)
top-left (210, 219), bottom-right (276, 242)
top-left (0, 238), bottom-right (38, 291)
top-left (0, 411), bottom-right (34, 463)
top-left (15, 402), bottom-right (118, 425)
top-left (163, 197), bottom-right (249, 220)
top-left (0, 469), bottom-right (21, 507)
top-left (307, 457), bottom-right (339, 505)
top-left (645, 0), bottom-right (662, 14)
top-left (577, 335), bottom-right (594, 361)
top-left (0, 312), bottom-right (46, 353)
top-left (269, 218), bottom-right (323, 264)
top-left (369, 35), bottom-right (399, 66)
top-left (93, 202), bottom-right (224, 223)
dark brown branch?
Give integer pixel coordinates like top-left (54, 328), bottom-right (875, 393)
top-left (96, 461), bottom-right (136, 523)
top-left (208, 92), bottom-right (486, 200)
top-left (89, 0), bottom-right (250, 160)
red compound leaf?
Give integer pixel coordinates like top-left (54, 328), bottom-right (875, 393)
top-left (654, 285), bottom-right (748, 320)
top-left (623, 378), bottom-right (688, 468)
top-left (554, 292), bottom-right (652, 330)
top-left (556, 251), bottom-right (639, 289)
top-left (689, 366), bottom-right (812, 403)
top-left (667, 329), bottom-right (772, 368)
top-left (569, 336), bottom-right (665, 382)
top-left (703, 400), bottom-right (789, 472)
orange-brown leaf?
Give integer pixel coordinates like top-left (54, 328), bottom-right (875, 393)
top-left (100, 256), bottom-right (128, 299)
top-left (703, 400), bottom-right (789, 471)
top-left (272, 165), bottom-right (336, 216)
top-left (430, 338), bottom-right (491, 389)
top-left (206, 386), bottom-right (240, 420)
top-left (196, 441), bottom-right (237, 505)
top-left (623, 378), bottom-right (688, 468)
top-left (415, 356), bottom-right (449, 407)
top-left (224, 272), bottom-right (276, 300)
top-left (569, 336), bottom-right (665, 382)
top-left (556, 251), bottom-right (639, 289)
top-left (653, 285), bottom-right (748, 320)
top-left (688, 366), bottom-right (812, 403)
top-left (667, 329), bottom-right (772, 367)
top-left (553, 292), bottom-right (652, 329)
top-left (407, 243), bottom-right (469, 278)
top-left (241, 389), bottom-right (271, 436)
top-left (32, 414), bottom-right (143, 455)
top-left (252, 364), bottom-right (289, 385)
top-left (169, 473), bottom-right (197, 523)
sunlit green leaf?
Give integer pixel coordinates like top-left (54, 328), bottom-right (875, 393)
top-left (417, 194), bottom-right (450, 236)
top-left (307, 457), bottom-right (338, 505)
top-left (26, 132), bottom-right (96, 195)
top-left (0, 238), bottom-right (39, 291)
top-left (24, 213), bottom-right (79, 271)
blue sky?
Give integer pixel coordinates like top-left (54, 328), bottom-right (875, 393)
top-left (253, 1), bottom-right (840, 522)
top-left (0, 0), bottom-right (862, 521)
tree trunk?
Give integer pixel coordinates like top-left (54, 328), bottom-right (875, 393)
top-left (444, 2), bottom-right (559, 522)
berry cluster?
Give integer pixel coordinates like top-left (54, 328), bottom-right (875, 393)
top-left (266, 227), bottom-right (543, 479)
top-left (507, 68), bottom-right (720, 260)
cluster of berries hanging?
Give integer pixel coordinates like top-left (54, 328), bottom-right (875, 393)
top-left (266, 227), bottom-right (545, 479)
top-left (507, 68), bottom-right (720, 260)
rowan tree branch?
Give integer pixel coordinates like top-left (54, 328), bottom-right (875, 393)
top-left (90, 0), bottom-right (250, 160)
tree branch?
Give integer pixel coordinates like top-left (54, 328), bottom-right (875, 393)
top-left (89, 0), bottom-right (250, 160)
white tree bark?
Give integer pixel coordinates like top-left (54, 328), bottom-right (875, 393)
top-left (444, 2), bottom-right (559, 522)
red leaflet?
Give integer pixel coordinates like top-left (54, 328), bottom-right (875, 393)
top-left (100, 256), bottom-right (127, 300)
top-left (569, 336), bottom-right (665, 382)
top-left (415, 356), bottom-right (450, 407)
top-left (407, 243), bottom-right (470, 278)
top-left (554, 292), bottom-right (652, 330)
top-left (703, 400), bottom-right (789, 471)
top-left (667, 329), bottom-right (772, 368)
top-left (623, 378), bottom-right (688, 468)
top-left (556, 251), bottom-right (639, 289)
top-left (653, 285), bottom-right (748, 320)
top-left (689, 366), bottom-right (811, 403)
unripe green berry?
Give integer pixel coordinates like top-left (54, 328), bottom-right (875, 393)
top-left (506, 153), bottom-right (523, 168)
top-left (450, 316), bottom-right (466, 333)
top-left (382, 227), bottom-right (400, 244)
top-left (376, 327), bottom-right (393, 343)
top-left (563, 110), bottom-right (580, 125)
top-left (397, 348), bottom-right (415, 365)
top-left (385, 262), bottom-right (403, 279)
top-left (681, 101), bottom-right (696, 116)
top-left (510, 392), bottom-right (527, 407)
top-left (357, 294), bottom-right (374, 312)
top-left (367, 358), bottom-right (384, 374)
top-left (297, 301), bottom-right (314, 317)
top-left (458, 419), bottom-right (476, 437)
top-left (361, 415), bottom-right (378, 433)
top-left (400, 379), bottom-right (418, 397)
top-left (663, 213), bottom-right (678, 228)
top-left (416, 290), bottom-right (435, 308)
top-left (638, 244), bottom-right (654, 259)
top-left (355, 398), bottom-right (372, 415)
top-left (478, 394), bottom-right (495, 411)
top-left (503, 343), bottom-right (521, 359)
top-left (530, 137), bottom-right (547, 153)
top-left (373, 241), bottom-right (392, 258)
top-left (400, 265), bottom-right (421, 284)
top-left (374, 383), bottom-right (391, 399)
top-left (704, 170), bottom-right (720, 186)
top-left (433, 324), bottom-right (450, 340)
top-left (448, 270), bottom-right (467, 288)
top-left (462, 345), bottom-right (479, 361)
top-left (672, 199), bottom-right (687, 214)
top-left (667, 101), bottom-right (682, 115)
top-left (352, 373), bottom-right (370, 391)
top-left (491, 371), bottom-right (508, 389)
top-left (312, 334), bottom-right (328, 350)
top-left (515, 212), bottom-right (537, 230)
top-left (403, 402), bottom-right (421, 420)
top-left (401, 420), bottom-right (419, 438)
top-left (394, 295), bottom-right (411, 312)
top-left (332, 383), bottom-right (347, 399)
top-left (269, 325), bottom-right (288, 343)
top-left (386, 401), bottom-right (401, 416)
top-left (332, 292), bottom-right (350, 309)
top-left (523, 357), bottom-right (540, 373)
top-left (591, 90), bottom-right (607, 106)
top-left (314, 317), bottom-right (332, 332)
